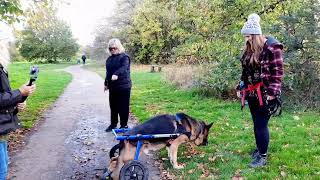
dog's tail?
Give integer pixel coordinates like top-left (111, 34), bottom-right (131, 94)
top-left (109, 141), bottom-right (125, 159)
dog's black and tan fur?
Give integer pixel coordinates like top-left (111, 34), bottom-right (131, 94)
top-left (109, 113), bottom-right (213, 180)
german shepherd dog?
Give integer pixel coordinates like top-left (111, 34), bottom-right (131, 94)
top-left (109, 113), bottom-right (213, 180)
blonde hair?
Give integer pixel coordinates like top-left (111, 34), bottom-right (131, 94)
top-left (0, 40), bottom-right (10, 69)
top-left (107, 38), bottom-right (125, 55)
top-left (244, 35), bottom-right (265, 65)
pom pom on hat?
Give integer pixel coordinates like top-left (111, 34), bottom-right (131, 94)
top-left (247, 13), bottom-right (260, 23)
top-left (241, 13), bottom-right (262, 35)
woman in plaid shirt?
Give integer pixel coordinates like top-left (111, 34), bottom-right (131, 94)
top-left (238, 13), bottom-right (284, 168)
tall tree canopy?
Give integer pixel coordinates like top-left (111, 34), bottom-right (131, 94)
top-left (19, 1), bottom-right (79, 63)
top-left (92, 0), bottom-right (320, 108)
top-left (0, 0), bottom-right (23, 23)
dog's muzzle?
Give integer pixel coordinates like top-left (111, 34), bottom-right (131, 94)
top-left (201, 141), bottom-right (208, 146)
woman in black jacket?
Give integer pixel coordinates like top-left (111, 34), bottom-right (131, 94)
top-left (104, 38), bottom-right (131, 132)
top-left (0, 38), bottom-right (36, 179)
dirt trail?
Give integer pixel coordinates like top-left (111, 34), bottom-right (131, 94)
top-left (9, 65), bottom-right (161, 180)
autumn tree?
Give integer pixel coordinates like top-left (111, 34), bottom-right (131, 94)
top-left (92, 0), bottom-right (320, 108)
top-left (0, 0), bottom-right (23, 23)
top-left (19, 1), bottom-right (79, 63)
top-left (90, 0), bottom-right (141, 61)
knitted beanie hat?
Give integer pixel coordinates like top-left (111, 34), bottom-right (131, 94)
top-left (241, 13), bottom-right (262, 35)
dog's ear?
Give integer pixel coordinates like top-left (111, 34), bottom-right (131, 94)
top-left (206, 122), bottom-right (213, 129)
top-left (176, 112), bottom-right (188, 119)
top-left (176, 112), bottom-right (192, 129)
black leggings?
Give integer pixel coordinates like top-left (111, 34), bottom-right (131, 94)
top-left (248, 98), bottom-right (271, 155)
top-left (109, 88), bottom-right (131, 127)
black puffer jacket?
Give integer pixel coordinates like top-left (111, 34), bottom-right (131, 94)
top-left (104, 53), bottom-right (131, 90)
top-left (0, 65), bottom-right (24, 135)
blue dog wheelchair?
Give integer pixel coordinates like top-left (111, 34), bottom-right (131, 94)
top-left (101, 128), bottom-right (181, 180)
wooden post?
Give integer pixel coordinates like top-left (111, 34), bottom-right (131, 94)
top-left (150, 65), bottom-right (155, 72)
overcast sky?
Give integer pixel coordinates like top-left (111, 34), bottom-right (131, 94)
top-left (57, 0), bottom-right (117, 46)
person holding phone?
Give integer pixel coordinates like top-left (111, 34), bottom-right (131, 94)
top-left (0, 35), bottom-right (36, 180)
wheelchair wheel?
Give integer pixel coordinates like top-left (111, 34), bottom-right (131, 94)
top-left (109, 144), bottom-right (121, 159)
top-left (120, 160), bottom-right (149, 180)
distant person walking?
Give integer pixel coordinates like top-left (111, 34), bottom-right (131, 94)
top-left (237, 13), bottom-right (284, 168)
top-left (81, 54), bottom-right (86, 65)
top-left (104, 38), bottom-right (131, 132)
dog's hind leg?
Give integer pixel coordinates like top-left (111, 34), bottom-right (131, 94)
top-left (108, 157), bottom-right (118, 173)
top-left (169, 135), bottom-right (189, 169)
top-left (166, 146), bottom-right (171, 160)
top-left (111, 141), bottom-right (136, 180)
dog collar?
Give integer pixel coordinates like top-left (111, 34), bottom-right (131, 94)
top-left (175, 114), bottom-right (182, 124)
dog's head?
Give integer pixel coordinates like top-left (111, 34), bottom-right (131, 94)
top-left (177, 113), bottom-right (213, 146)
top-left (194, 121), bottom-right (213, 146)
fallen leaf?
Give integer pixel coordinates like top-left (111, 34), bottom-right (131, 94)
top-left (235, 169), bottom-right (241, 175)
top-left (83, 140), bottom-right (94, 146)
top-left (234, 175), bottom-right (242, 179)
top-left (197, 163), bottom-right (205, 169)
top-left (232, 169), bottom-right (243, 180)
top-left (209, 156), bottom-right (217, 162)
top-left (293, 115), bottom-right (300, 120)
top-left (188, 169), bottom-right (195, 174)
top-left (201, 169), bottom-right (210, 178)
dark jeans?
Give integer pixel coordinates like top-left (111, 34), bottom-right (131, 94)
top-left (248, 97), bottom-right (271, 155)
top-left (109, 88), bottom-right (131, 127)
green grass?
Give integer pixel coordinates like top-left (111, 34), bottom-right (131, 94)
top-left (9, 62), bottom-right (72, 128)
top-left (131, 72), bottom-right (320, 180)
top-left (85, 63), bottom-right (320, 179)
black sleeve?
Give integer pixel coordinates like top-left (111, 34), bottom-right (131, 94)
top-left (236, 54), bottom-right (246, 90)
top-left (113, 55), bottom-right (130, 76)
top-left (104, 59), bottom-right (108, 86)
top-left (241, 68), bottom-right (246, 81)
top-left (240, 53), bottom-right (247, 81)
top-left (0, 89), bottom-right (23, 108)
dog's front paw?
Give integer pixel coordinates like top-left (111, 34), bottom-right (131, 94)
top-left (143, 149), bottom-right (150, 156)
top-left (173, 164), bottom-right (184, 169)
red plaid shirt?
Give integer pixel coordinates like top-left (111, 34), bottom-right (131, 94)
top-left (260, 43), bottom-right (284, 96)
top-left (240, 38), bottom-right (284, 96)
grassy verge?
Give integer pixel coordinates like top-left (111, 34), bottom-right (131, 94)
top-left (9, 62), bottom-right (72, 128)
top-left (85, 63), bottom-right (320, 179)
